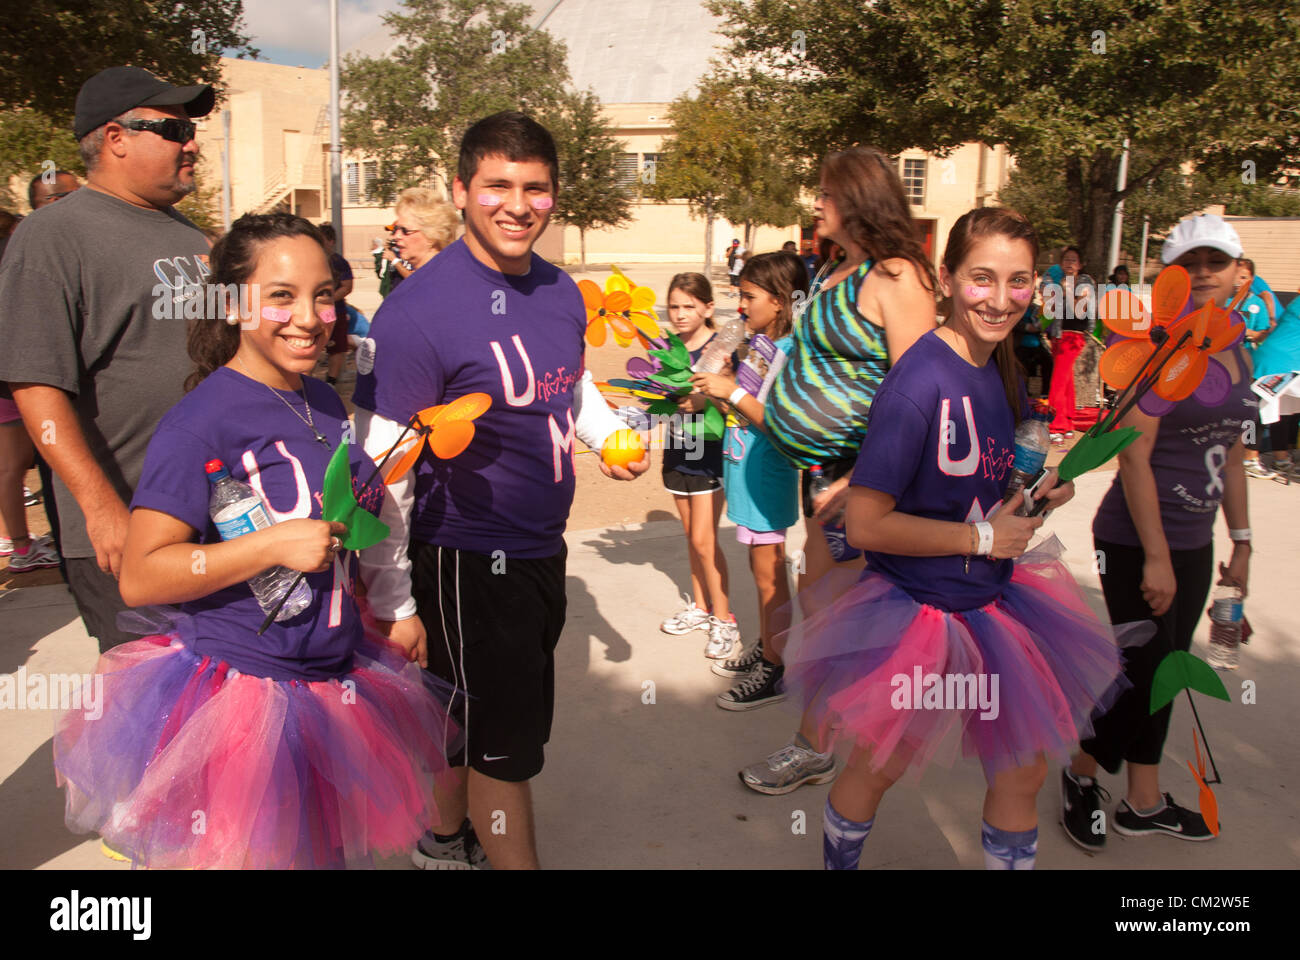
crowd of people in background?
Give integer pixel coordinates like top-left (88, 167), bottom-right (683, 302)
top-left (0, 62), bottom-right (1297, 872)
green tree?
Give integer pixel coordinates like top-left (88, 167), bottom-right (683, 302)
top-left (709, 0), bottom-right (1300, 273)
top-left (544, 89), bottom-right (633, 270)
top-left (340, 0), bottom-right (570, 199)
top-left (0, 0), bottom-right (257, 208)
top-left (649, 91), bottom-right (733, 274)
top-left (651, 81), bottom-right (805, 272)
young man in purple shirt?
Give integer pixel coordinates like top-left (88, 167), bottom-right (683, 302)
top-left (353, 112), bottom-right (648, 870)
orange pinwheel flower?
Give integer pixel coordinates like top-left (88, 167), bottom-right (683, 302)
top-left (376, 393), bottom-right (492, 484)
top-left (1098, 265), bottom-right (1246, 406)
top-left (580, 272), bottom-right (660, 347)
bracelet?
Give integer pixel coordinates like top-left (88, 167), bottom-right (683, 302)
top-left (974, 521), bottom-right (994, 556)
top-left (1229, 528), bottom-right (1252, 543)
top-left (967, 523), bottom-right (977, 555)
top-left (728, 386), bottom-right (748, 405)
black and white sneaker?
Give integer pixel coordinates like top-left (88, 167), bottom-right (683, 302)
top-left (411, 819), bottom-right (492, 869)
top-left (711, 639), bottom-right (764, 679)
top-left (1113, 792), bottom-right (1215, 841)
top-left (1059, 769), bottom-right (1111, 853)
top-left (716, 659), bottom-right (785, 711)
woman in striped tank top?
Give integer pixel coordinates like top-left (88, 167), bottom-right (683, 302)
top-left (738, 146), bottom-right (941, 797)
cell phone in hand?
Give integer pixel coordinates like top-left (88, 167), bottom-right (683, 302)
top-left (1022, 469), bottom-right (1054, 518)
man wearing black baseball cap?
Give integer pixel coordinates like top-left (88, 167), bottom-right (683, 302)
top-left (0, 67), bottom-right (215, 651)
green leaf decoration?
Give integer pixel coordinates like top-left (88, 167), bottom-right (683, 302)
top-left (1150, 650), bottom-right (1231, 714)
top-left (321, 442), bottom-right (390, 552)
top-left (1057, 426), bottom-right (1141, 482)
top-left (683, 402), bottom-right (725, 440)
top-left (646, 398), bottom-right (679, 417)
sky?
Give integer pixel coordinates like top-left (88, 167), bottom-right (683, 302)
top-left (231, 0), bottom-right (403, 67)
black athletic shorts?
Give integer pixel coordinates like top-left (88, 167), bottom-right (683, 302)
top-left (800, 457), bottom-right (857, 519)
top-left (65, 557), bottom-right (136, 653)
top-left (662, 465), bottom-right (722, 496)
top-left (409, 540), bottom-right (567, 782)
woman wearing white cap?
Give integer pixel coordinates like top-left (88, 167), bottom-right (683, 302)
top-left (1060, 214), bottom-right (1255, 851)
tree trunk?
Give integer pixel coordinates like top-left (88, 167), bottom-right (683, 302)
top-left (1065, 149), bottom-right (1120, 277)
top-left (580, 227), bottom-right (587, 271)
top-left (744, 220), bottom-right (754, 252)
top-left (704, 199), bottom-right (715, 276)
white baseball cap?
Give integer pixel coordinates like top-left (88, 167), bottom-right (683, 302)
top-left (1161, 214), bottom-right (1243, 264)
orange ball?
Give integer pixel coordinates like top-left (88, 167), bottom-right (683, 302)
top-left (602, 428), bottom-right (646, 469)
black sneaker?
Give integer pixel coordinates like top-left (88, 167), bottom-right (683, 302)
top-left (711, 638), bottom-right (764, 679)
top-left (716, 659), bottom-right (785, 711)
top-left (1060, 769), bottom-right (1110, 853)
top-left (1112, 792), bottom-right (1215, 841)
top-left (411, 818), bottom-right (492, 869)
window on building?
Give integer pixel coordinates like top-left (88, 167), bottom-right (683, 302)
top-left (615, 152), bottom-right (639, 195)
top-left (901, 158), bottom-right (926, 206)
top-left (343, 159), bottom-right (388, 205)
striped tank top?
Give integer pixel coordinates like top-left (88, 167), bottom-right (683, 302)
top-left (767, 259), bottom-right (888, 468)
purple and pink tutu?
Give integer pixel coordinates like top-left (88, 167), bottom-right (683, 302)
top-left (777, 537), bottom-right (1137, 781)
top-left (54, 609), bottom-right (459, 869)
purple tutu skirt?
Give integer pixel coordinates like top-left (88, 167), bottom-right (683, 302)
top-left (54, 609), bottom-right (459, 869)
top-left (778, 537), bottom-right (1134, 781)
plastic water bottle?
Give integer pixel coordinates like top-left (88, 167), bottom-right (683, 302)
top-left (1004, 406), bottom-right (1053, 515)
top-left (1207, 584), bottom-right (1243, 670)
top-left (694, 316), bottom-right (746, 374)
top-left (810, 465), bottom-right (862, 563)
top-left (205, 459), bottom-right (312, 621)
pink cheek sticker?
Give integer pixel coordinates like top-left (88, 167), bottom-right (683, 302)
top-left (261, 306), bottom-right (292, 324)
top-left (965, 285), bottom-right (992, 301)
top-left (1010, 288), bottom-right (1032, 302)
top-left (477, 194), bottom-right (503, 207)
top-left (319, 307), bottom-right (336, 325)
top-left (529, 196), bottom-right (554, 210)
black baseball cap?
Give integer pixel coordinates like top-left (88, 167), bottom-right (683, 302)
top-left (74, 66), bottom-right (215, 140)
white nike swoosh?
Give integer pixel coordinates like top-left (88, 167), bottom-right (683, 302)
top-left (482, 754), bottom-right (509, 761)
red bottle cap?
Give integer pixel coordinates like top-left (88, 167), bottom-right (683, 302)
top-left (204, 459), bottom-right (225, 474)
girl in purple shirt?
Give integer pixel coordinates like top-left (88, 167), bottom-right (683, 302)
top-left (779, 208), bottom-right (1126, 870)
top-left (1064, 215), bottom-right (1255, 849)
top-left (54, 214), bottom-right (456, 869)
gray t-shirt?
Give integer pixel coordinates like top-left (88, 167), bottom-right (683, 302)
top-left (0, 187), bottom-right (207, 559)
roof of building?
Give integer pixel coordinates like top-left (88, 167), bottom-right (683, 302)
top-left (345, 0), bottom-right (726, 105)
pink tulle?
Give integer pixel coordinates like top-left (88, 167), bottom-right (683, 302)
top-left (55, 623), bottom-right (459, 869)
top-left (778, 537), bottom-right (1128, 782)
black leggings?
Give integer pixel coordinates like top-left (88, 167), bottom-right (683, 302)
top-left (1081, 538), bottom-right (1213, 774)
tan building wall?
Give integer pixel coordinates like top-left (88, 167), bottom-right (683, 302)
top-left (1224, 217), bottom-right (1300, 291)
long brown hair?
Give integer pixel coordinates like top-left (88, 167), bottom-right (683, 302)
top-left (738, 251), bottom-right (809, 340)
top-left (941, 207), bottom-right (1039, 420)
top-left (186, 213), bottom-right (327, 391)
top-left (821, 147), bottom-right (938, 294)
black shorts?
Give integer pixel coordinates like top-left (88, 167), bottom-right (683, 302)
top-left (409, 540), bottom-right (567, 782)
top-left (65, 557), bottom-right (135, 652)
top-left (800, 457), bottom-right (857, 518)
top-left (662, 466), bottom-right (722, 496)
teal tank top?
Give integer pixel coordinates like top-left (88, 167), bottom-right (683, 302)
top-left (767, 260), bottom-right (888, 468)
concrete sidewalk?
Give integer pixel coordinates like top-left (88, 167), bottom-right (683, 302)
top-left (2, 471), bottom-right (1297, 869)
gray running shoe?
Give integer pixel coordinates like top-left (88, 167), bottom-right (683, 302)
top-left (739, 738), bottom-right (837, 795)
top-left (7, 535), bottom-right (60, 572)
top-left (661, 594), bottom-right (711, 635)
top-left (704, 615), bottom-right (742, 660)
top-left (411, 820), bottom-right (491, 870)
top-left (711, 638), bottom-right (764, 678)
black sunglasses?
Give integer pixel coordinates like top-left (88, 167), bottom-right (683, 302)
top-left (119, 118), bottom-right (197, 144)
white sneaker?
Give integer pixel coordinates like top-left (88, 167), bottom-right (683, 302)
top-left (0, 537), bottom-right (12, 557)
top-left (661, 594), bottom-right (711, 635)
top-left (7, 535), bottom-right (61, 572)
top-left (704, 615), bottom-right (742, 660)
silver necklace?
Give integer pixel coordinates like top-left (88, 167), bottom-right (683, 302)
top-left (235, 355), bottom-right (330, 447)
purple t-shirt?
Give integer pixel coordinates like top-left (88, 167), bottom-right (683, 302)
top-left (1093, 346), bottom-right (1257, 551)
top-left (132, 367), bottom-right (379, 681)
top-left (851, 330), bottom-right (1017, 612)
top-left (352, 238), bottom-right (586, 558)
